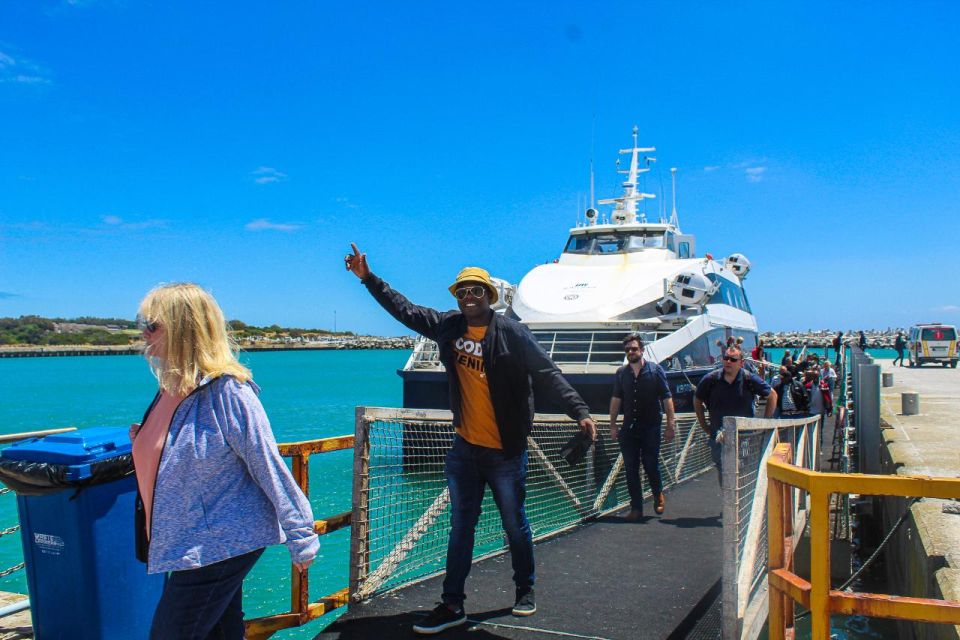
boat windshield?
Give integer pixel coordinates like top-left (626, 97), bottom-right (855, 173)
top-left (564, 231), bottom-right (665, 255)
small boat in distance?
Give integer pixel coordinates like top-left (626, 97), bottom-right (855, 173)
top-left (401, 127), bottom-right (759, 413)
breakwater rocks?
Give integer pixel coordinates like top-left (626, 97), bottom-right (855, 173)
top-left (0, 336), bottom-right (416, 357)
top-left (239, 336), bottom-right (415, 351)
top-left (760, 330), bottom-right (904, 350)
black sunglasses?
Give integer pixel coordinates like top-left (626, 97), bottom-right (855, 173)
top-left (624, 346), bottom-right (642, 353)
top-left (722, 355), bottom-right (740, 362)
top-left (136, 315), bottom-right (160, 333)
top-left (454, 285), bottom-right (487, 300)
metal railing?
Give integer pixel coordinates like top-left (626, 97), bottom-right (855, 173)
top-left (348, 407), bottom-right (715, 602)
top-left (721, 414), bottom-right (822, 640)
top-left (244, 435), bottom-right (355, 640)
top-left (766, 443), bottom-right (960, 639)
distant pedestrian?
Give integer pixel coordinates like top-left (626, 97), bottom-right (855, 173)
top-left (694, 346), bottom-right (777, 484)
top-left (832, 331), bottom-right (843, 366)
top-left (804, 369), bottom-right (833, 447)
top-left (774, 369), bottom-right (809, 418)
top-left (345, 243), bottom-right (596, 632)
top-left (893, 331), bottom-right (906, 367)
top-left (132, 283), bottom-right (318, 640)
top-left (821, 361), bottom-right (838, 391)
top-left (609, 334), bottom-right (676, 521)
top-left (858, 331), bottom-right (867, 351)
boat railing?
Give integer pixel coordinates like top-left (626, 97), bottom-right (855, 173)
top-left (406, 328), bottom-right (675, 373)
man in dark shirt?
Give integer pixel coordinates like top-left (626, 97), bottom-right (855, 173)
top-left (609, 334), bottom-right (676, 521)
top-left (694, 346), bottom-right (777, 484)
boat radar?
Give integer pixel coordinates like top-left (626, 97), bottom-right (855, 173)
top-left (596, 125), bottom-right (657, 225)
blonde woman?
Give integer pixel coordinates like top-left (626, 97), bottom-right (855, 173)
top-left (130, 283), bottom-right (318, 640)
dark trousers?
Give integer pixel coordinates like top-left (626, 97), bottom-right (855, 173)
top-left (150, 547), bottom-right (264, 640)
top-left (893, 348), bottom-right (905, 366)
top-left (617, 426), bottom-right (662, 512)
top-left (442, 436), bottom-right (533, 605)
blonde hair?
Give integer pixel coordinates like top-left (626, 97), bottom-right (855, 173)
top-left (138, 283), bottom-right (251, 396)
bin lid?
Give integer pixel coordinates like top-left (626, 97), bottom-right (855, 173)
top-left (1, 426), bottom-right (132, 465)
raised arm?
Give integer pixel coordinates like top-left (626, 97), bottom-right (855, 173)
top-left (345, 242), bottom-right (447, 340)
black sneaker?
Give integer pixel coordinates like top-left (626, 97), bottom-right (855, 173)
top-left (512, 588), bottom-right (536, 616)
top-left (413, 602), bottom-right (467, 634)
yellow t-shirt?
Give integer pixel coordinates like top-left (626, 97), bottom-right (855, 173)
top-left (453, 325), bottom-right (501, 449)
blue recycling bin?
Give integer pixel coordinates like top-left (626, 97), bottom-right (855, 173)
top-left (2, 427), bottom-right (165, 640)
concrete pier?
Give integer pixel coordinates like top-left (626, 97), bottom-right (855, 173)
top-left (0, 591), bottom-right (31, 639)
top-left (877, 359), bottom-right (960, 640)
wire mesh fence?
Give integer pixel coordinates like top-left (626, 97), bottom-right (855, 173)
top-left (721, 414), bottom-right (821, 640)
top-left (349, 407), bottom-right (715, 602)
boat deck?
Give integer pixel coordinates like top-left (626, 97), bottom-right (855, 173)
top-left (319, 474), bottom-right (723, 640)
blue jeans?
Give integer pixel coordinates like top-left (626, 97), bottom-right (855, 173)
top-left (617, 427), bottom-right (662, 511)
top-left (442, 436), bottom-right (533, 605)
top-left (709, 432), bottom-right (723, 485)
top-left (150, 547), bottom-right (264, 640)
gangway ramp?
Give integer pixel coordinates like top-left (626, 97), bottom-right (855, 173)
top-left (320, 474), bottom-right (722, 639)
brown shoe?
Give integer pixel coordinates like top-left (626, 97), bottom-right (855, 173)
top-left (625, 509), bottom-right (643, 522)
top-left (654, 494), bottom-right (665, 515)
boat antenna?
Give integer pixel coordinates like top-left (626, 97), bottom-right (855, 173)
top-left (589, 116), bottom-right (596, 209)
top-left (669, 167), bottom-right (680, 229)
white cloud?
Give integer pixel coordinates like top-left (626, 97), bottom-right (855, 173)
top-left (334, 196), bottom-right (360, 210)
top-left (251, 167), bottom-right (287, 184)
top-left (0, 49), bottom-right (51, 85)
top-left (744, 166), bottom-right (767, 183)
top-left (933, 305), bottom-right (960, 314)
top-left (100, 215), bottom-right (166, 230)
top-left (703, 165), bottom-right (721, 172)
top-left (245, 218), bottom-right (303, 232)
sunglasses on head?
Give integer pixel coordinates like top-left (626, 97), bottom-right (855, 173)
top-left (454, 285), bottom-right (487, 300)
top-left (136, 315), bottom-right (160, 333)
top-left (722, 355), bottom-right (740, 362)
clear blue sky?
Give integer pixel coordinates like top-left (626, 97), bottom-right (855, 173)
top-left (2, 1), bottom-right (959, 335)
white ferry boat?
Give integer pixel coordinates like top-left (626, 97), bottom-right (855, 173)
top-left (400, 127), bottom-right (759, 413)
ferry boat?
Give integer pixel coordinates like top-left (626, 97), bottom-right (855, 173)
top-left (400, 127), bottom-right (759, 413)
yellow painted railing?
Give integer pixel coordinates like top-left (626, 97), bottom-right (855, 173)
top-left (767, 443), bottom-right (960, 640)
top-left (244, 434), bottom-right (355, 640)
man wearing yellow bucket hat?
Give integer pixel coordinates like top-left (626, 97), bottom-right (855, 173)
top-left (346, 243), bottom-right (596, 633)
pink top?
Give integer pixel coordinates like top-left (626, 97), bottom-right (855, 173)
top-left (131, 392), bottom-right (184, 540)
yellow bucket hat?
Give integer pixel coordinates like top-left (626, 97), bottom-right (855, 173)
top-left (448, 267), bottom-right (498, 304)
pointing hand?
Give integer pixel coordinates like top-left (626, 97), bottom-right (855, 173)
top-left (344, 243), bottom-right (370, 280)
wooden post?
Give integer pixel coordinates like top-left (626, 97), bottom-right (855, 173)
top-left (809, 487), bottom-right (830, 639)
top-left (291, 452), bottom-right (310, 619)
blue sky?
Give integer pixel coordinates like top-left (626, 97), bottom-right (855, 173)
top-left (2, 1), bottom-right (959, 335)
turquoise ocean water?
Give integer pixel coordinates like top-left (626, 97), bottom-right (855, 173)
top-left (0, 349), bottom-right (409, 638)
top-left (0, 347), bottom-right (899, 637)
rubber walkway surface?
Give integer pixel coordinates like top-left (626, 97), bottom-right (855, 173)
top-left (318, 473), bottom-right (722, 640)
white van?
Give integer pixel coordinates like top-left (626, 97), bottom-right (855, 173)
top-left (907, 324), bottom-right (958, 368)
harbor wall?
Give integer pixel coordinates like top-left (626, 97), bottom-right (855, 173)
top-left (876, 361), bottom-right (960, 640)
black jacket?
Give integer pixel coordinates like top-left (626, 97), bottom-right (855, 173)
top-left (364, 274), bottom-right (591, 457)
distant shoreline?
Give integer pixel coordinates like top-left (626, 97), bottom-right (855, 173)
top-left (0, 338), bottom-right (416, 359)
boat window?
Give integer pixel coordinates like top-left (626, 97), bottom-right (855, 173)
top-left (665, 233), bottom-right (675, 252)
top-left (678, 242), bottom-right (691, 259)
top-left (706, 274), bottom-right (751, 312)
top-left (563, 231), bottom-right (666, 255)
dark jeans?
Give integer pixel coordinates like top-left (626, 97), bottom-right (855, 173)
top-left (617, 426), bottom-right (662, 511)
top-left (893, 349), bottom-right (905, 366)
top-left (442, 436), bottom-right (533, 605)
top-left (150, 547), bottom-right (265, 640)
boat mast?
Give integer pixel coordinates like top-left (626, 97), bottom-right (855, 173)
top-left (669, 167), bottom-right (680, 229)
top-left (598, 126), bottom-right (656, 224)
